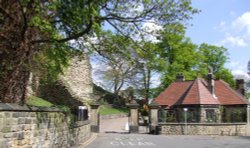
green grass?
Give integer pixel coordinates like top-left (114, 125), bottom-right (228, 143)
top-left (27, 96), bottom-right (72, 113)
top-left (27, 96), bottom-right (54, 107)
top-left (99, 105), bottom-right (129, 115)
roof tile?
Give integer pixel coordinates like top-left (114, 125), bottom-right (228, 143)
top-left (154, 78), bottom-right (248, 107)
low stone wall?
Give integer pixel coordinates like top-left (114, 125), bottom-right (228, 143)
top-left (0, 103), bottom-right (91, 148)
top-left (160, 122), bottom-right (250, 136)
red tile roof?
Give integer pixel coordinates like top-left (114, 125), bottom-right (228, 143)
top-left (154, 78), bottom-right (249, 107)
top-left (154, 81), bottom-right (192, 107)
top-left (214, 80), bottom-right (248, 105)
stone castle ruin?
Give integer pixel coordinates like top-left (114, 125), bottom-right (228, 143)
top-left (27, 55), bottom-right (94, 107)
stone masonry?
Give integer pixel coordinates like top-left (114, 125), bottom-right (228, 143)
top-left (38, 55), bottom-right (94, 107)
top-left (0, 103), bottom-right (91, 148)
top-left (59, 55), bottom-right (93, 102)
top-left (160, 123), bottom-right (249, 136)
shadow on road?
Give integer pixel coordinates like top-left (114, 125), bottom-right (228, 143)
top-left (105, 131), bottom-right (129, 134)
top-left (238, 136), bottom-right (250, 140)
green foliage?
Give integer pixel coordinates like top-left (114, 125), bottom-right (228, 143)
top-left (158, 23), bottom-right (198, 87)
top-left (27, 96), bottom-right (53, 107)
top-left (197, 43), bottom-right (228, 73)
top-left (134, 42), bottom-right (162, 101)
top-left (27, 96), bottom-right (71, 114)
top-left (1, 0), bottom-right (198, 102)
top-left (31, 43), bottom-right (74, 82)
top-left (197, 43), bottom-right (234, 88)
top-left (158, 24), bottom-right (234, 88)
top-left (246, 93), bottom-right (250, 99)
top-left (215, 68), bottom-right (235, 88)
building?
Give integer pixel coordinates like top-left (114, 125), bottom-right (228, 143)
top-left (154, 73), bottom-right (249, 123)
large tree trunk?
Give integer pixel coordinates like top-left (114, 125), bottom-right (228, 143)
top-left (0, 58), bottom-right (30, 103)
top-left (0, 0), bottom-right (37, 103)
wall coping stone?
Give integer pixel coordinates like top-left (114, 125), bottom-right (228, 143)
top-left (159, 122), bottom-right (248, 126)
top-left (0, 103), bottom-right (62, 112)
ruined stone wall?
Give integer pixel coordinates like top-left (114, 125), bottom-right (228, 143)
top-left (0, 103), bottom-right (91, 148)
top-left (59, 55), bottom-right (93, 102)
top-left (35, 55), bottom-right (94, 107)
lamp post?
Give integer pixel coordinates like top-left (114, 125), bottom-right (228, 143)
top-left (183, 108), bottom-right (188, 135)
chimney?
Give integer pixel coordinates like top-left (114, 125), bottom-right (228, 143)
top-left (236, 79), bottom-right (245, 96)
top-left (207, 67), bottom-right (215, 97)
top-left (176, 73), bottom-right (185, 82)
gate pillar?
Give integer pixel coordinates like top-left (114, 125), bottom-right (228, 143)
top-left (247, 105), bottom-right (250, 135)
top-left (149, 102), bottom-right (160, 134)
top-left (127, 100), bottom-right (139, 133)
top-left (90, 103), bottom-right (100, 133)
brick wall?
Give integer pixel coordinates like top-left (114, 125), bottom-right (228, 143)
top-left (0, 103), bottom-right (91, 148)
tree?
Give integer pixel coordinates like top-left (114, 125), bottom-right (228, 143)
top-left (90, 33), bottom-right (140, 104)
top-left (197, 43), bottom-right (228, 74)
top-left (215, 68), bottom-right (235, 88)
top-left (0, 0), bottom-right (198, 103)
top-left (157, 25), bottom-right (235, 88)
top-left (94, 54), bottom-right (138, 104)
top-left (158, 23), bottom-right (198, 88)
top-left (133, 42), bottom-right (164, 103)
top-left (197, 43), bottom-right (235, 87)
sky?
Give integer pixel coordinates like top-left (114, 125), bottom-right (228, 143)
top-left (91, 0), bottom-right (250, 89)
top-left (186, 0), bottom-right (250, 78)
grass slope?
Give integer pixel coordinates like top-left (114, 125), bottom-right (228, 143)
top-left (99, 105), bottom-right (129, 115)
top-left (27, 96), bottom-right (54, 107)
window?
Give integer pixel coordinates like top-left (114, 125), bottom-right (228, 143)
top-left (205, 109), bottom-right (216, 122)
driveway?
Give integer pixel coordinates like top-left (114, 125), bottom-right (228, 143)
top-left (86, 133), bottom-right (250, 148)
top-left (100, 116), bottom-right (129, 133)
top-left (84, 117), bottom-right (250, 148)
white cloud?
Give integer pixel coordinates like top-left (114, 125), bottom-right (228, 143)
top-left (232, 12), bottom-right (250, 35)
top-left (220, 35), bottom-right (247, 47)
top-left (142, 21), bottom-right (162, 32)
top-left (150, 73), bottom-right (161, 88)
top-left (219, 12), bottom-right (250, 47)
top-left (138, 21), bottom-right (163, 43)
top-left (214, 21), bottom-right (227, 31)
top-left (233, 70), bottom-right (250, 82)
top-left (229, 59), bottom-right (250, 82)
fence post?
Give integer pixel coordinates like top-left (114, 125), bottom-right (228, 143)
top-left (149, 101), bottom-right (160, 134)
top-left (90, 102), bottom-right (100, 133)
top-left (127, 100), bottom-right (139, 133)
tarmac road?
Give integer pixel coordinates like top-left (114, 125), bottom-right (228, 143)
top-left (86, 133), bottom-right (250, 148)
top-left (84, 117), bottom-right (250, 148)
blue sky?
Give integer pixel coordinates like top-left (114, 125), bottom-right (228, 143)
top-left (186, 0), bottom-right (250, 77)
top-left (91, 0), bottom-right (250, 89)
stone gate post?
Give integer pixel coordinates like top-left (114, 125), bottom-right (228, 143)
top-left (127, 100), bottom-right (139, 133)
top-left (90, 103), bottom-right (100, 133)
top-left (247, 105), bottom-right (250, 135)
top-left (149, 102), bottom-right (160, 134)
top-left (248, 105), bottom-right (250, 124)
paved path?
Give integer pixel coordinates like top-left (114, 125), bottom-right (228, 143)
top-left (82, 117), bottom-right (250, 148)
top-left (100, 117), bottom-right (129, 133)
